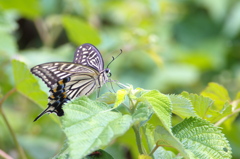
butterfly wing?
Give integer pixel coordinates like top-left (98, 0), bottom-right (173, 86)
top-left (73, 43), bottom-right (104, 72)
top-left (31, 62), bottom-right (73, 89)
top-left (31, 62), bottom-right (99, 121)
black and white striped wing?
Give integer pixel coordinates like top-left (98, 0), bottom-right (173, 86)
top-left (73, 43), bottom-right (104, 72)
top-left (31, 62), bottom-right (97, 89)
top-left (31, 62), bottom-right (73, 89)
top-left (31, 62), bottom-right (99, 121)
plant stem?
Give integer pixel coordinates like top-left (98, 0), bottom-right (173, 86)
top-left (149, 144), bottom-right (174, 156)
top-left (215, 108), bottom-right (240, 127)
top-left (133, 124), bottom-right (146, 155)
top-left (0, 88), bottom-right (27, 159)
top-left (34, 18), bottom-right (62, 48)
top-left (0, 149), bottom-right (13, 159)
top-left (34, 18), bottom-right (50, 47)
top-left (149, 145), bottom-right (158, 156)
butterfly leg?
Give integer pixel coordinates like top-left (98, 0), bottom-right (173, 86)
top-left (96, 87), bottom-right (101, 98)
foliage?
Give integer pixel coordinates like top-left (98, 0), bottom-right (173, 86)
top-left (0, 0), bottom-right (240, 159)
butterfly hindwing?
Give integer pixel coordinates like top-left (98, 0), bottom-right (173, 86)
top-left (64, 75), bottom-right (97, 99)
top-left (73, 43), bottom-right (104, 72)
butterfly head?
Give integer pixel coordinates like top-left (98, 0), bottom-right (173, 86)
top-left (105, 68), bottom-right (111, 77)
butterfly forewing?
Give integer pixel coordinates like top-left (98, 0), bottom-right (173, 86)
top-left (31, 62), bottom-right (72, 89)
top-left (31, 62), bottom-right (98, 89)
top-left (73, 43), bottom-right (104, 72)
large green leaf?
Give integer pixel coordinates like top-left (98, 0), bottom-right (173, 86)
top-left (154, 126), bottom-right (195, 159)
top-left (141, 90), bottom-right (172, 132)
top-left (12, 59), bottom-right (48, 108)
top-left (181, 92), bottom-right (213, 118)
top-left (0, 0), bottom-right (41, 19)
top-left (201, 82), bottom-right (231, 109)
top-left (182, 91), bottom-right (232, 123)
top-left (144, 123), bottom-right (181, 158)
top-left (61, 96), bottom-right (133, 158)
top-left (173, 117), bottom-right (232, 159)
top-left (62, 15), bottom-right (101, 45)
top-left (169, 94), bottom-right (197, 119)
top-left (200, 83), bottom-right (233, 124)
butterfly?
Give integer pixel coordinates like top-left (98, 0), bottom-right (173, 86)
top-left (31, 43), bottom-right (114, 121)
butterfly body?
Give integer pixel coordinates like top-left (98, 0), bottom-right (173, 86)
top-left (31, 44), bottom-right (110, 121)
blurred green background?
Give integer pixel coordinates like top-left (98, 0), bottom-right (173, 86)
top-left (0, 0), bottom-right (240, 158)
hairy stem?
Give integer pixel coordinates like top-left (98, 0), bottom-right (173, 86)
top-left (133, 124), bottom-right (146, 155)
top-left (215, 108), bottom-right (240, 127)
top-left (0, 88), bottom-right (27, 159)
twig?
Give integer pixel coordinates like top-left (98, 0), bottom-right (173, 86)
top-left (149, 144), bottom-right (174, 156)
top-left (0, 88), bottom-right (27, 159)
top-left (149, 145), bottom-right (158, 156)
top-left (0, 149), bottom-right (14, 159)
top-left (0, 88), bottom-right (17, 106)
top-left (214, 108), bottom-right (240, 127)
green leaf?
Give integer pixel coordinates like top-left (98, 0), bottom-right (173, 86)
top-left (97, 92), bottom-right (116, 105)
top-left (53, 141), bottom-right (70, 159)
top-left (181, 91), bottom-right (232, 123)
top-left (132, 102), bottom-right (153, 124)
top-left (233, 91), bottom-right (240, 110)
top-left (169, 94), bottom-right (197, 118)
top-left (0, 31), bottom-right (17, 55)
top-left (0, 0), bottom-right (41, 19)
top-left (141, 90), bottom-right (172, 132)
top-left (62, 15), bottom-right (101, 45)
top-left (61, 96), bottom-right (133, 158)
top-left (153, 147), bottom-right (183, 159)
top-left (143, 124), bottom-right (155, 151)
top-left (154, 126), bottom-right (195, 159)
top-left (181, 91), bottom-right (213, 118)
top-left (12, 59), bottom-right (48, 108)
top-left (221, 92), bottom-right (240, 129)
top-left (201, 82), bottom-right (231, 109)
top-left (0, 10), bottom-right (18, 33)
top-left (173, 117), bottom-right (232, 159)
top-left (113, 89), bottom-right (127, 108)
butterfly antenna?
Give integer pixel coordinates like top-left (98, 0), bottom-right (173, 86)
top-left (106, 49), bottom-right (122, 68)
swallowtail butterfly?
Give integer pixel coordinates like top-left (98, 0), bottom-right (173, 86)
top-left (31, 43), bottom-right (112, 121)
